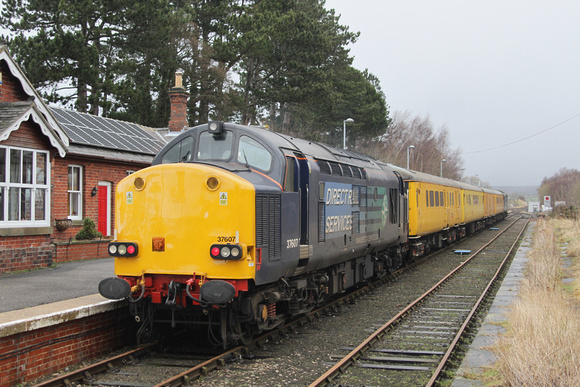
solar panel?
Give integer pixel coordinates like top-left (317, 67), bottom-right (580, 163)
top-left (51, 107), bottom-right (166, 155)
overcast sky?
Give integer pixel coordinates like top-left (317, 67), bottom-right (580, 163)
top-left (326, 0), bottom-right (580, 187)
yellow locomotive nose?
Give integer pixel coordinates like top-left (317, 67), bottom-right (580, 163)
top-left (112, 163), bottom-right (256, 281)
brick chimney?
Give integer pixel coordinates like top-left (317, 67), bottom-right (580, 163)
top-left (168, 70), bottom-right (189, 132)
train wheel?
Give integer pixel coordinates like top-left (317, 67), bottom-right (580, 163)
top-left (236, 321), bottom-right (254, 345)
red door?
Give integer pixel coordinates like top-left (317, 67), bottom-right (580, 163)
top-left (98, 185), bottom-right (108, 235)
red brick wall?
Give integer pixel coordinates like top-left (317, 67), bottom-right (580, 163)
top-left (0, 61), bottom-right (29, 102)
top-left (0, 235), bottom-right (53, 274)
top-left (51, 155), bottom-right (150, 241)
top-left (0, 309), bottom-right (135, 386)
top-left (0, 120), bottom-right (53, 150)
top-left (53, 240), bottom-right (111, 262)
top-left (168, 88), bottom-right (189, 131)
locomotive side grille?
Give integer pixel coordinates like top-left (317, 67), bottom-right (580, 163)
top-left (256, 196), bottom-right (267, 246)
top-left (329, 161), bottom-right (342, 175)
top-left (342, 165), bottom-right (353, 177)
top-left (256, 194), bottom-right (281, 260)
top-left (317, 160), bottom-right (331, 174)
top-left (316, 158), bottom-right (366, 180)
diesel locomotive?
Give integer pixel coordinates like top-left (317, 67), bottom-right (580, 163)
top-left (99, 121), bottom-right (507, 346)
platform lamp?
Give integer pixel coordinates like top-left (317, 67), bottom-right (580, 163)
top-left (440, 159), bottom-right (446, 177)
top-left (343, 118), bottom-right (354, 149)
top-left (407, 145), bottom-right (415, 169)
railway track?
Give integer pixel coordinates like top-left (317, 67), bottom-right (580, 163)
top-left (32, 213), bottom-right (525, 387)
top-left (310, 215), bottom-right (528, 386)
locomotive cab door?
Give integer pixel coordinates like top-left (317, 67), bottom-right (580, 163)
top-left (394, 172), bottom-right (407, 240)
top-left (283, 150), bottom-right (310, 264)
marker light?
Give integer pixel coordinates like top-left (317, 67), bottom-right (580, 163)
top-left (108, 242), bottom-right (139, 257)
top-left (210, 244), bottom-right (243, 260)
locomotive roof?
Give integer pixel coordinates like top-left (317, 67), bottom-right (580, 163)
top-left (394, 166), bottom-right (504, 196)
top-left (166, 122), bottom-right (387, 172)
top-left (157, 123), bottom-right (505, 197)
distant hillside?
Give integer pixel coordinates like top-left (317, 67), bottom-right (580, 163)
top-left (493, 186), bottom-right (539, 199)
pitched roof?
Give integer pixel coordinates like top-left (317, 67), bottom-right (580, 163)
top-left (0, 48), bottom-right (69, 154)
top-left (1, 47), bottom-right (167, 163)
top-left (50, 107), bottom-right (166, 159)
top-left (0, 100), bottom-right (68, 156)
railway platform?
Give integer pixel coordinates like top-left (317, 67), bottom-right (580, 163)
top-left (0, 257), bottom-right (118, 339)
top-left (0, 258), bottom-right (134, 386)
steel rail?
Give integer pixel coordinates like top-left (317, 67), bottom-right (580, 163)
top-left (309, 215), bottom-right (525, 387)
top-left (33, 216), bottom-right (521, 387)
top-left (33, 342), bottom-right (158, 387)
top-left (426, 217), bottom-right (529, 386)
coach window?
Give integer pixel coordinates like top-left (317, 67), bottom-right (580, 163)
top-left (429, 190), bottom-right (435, 207)
top-left (435, 191), bottom-right (440, 207)
top-left (237, 136), bottom-right (272, 171)
top-left (440, 192), bottom-right (444, 206)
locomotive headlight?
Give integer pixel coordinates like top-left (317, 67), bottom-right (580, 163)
top-left (221, 246), bottom-right (231, 258)
top-left (206, 176), bottom-right (220, 191)
top-left (231, 247), bottom-right (240, 258)
top-left (134, 176), bottom-right (145, 190)
top-left (118, 244), bottom-right (127, 255)
top-left (109, 244), bottom-right (118, 255)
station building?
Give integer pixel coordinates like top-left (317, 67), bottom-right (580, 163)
top-left (0, 47), bottom-right (188, 273)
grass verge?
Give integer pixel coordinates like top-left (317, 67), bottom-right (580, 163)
top-left (491, 218), bottom-right (580, 386)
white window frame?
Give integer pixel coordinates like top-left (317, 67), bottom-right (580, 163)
top-left (0, 146), bottom-right (51, 228)
top-left (68, 165), bottom-right (83, 220)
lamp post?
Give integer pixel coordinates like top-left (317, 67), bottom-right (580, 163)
top-left (343, 118), bottom-right (354, 149)
top-left (407, 145), bottom-right (415, 169)
top-left (440, 159), bottom-right (446, 177)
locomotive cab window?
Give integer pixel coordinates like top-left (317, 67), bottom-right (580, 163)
top-left (198, 130), bottom-right (233, 161)
top-left (284, 156), bottom-right (297, 192)
top-left (161, 136), bottom-right (194, 164)
top-left (237, 136), bottom-right (272, 172)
